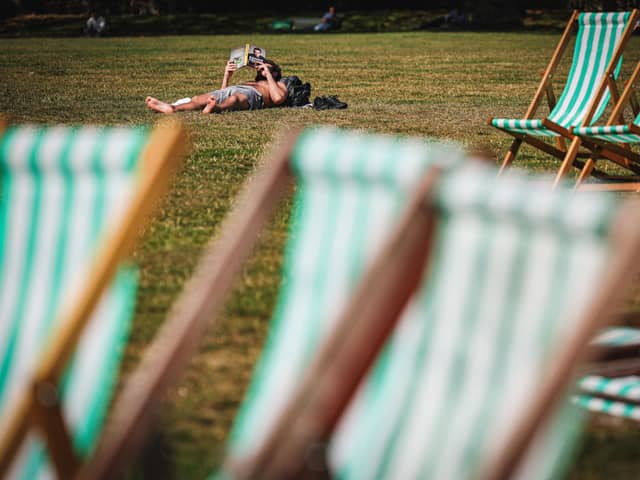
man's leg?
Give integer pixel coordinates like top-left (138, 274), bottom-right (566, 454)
top-left (145, 93), bottom-right (213, 114)
top-left (202, 94), bottom-right (249, 114)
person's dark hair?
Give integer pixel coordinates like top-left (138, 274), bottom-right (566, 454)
top-left (255, 59), bottom-right (282, 82)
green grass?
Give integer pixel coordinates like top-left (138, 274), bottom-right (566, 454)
top-left (1, 32), bottom-right (640, 478)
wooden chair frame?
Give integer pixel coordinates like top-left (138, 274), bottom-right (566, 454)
top-left (0, 118), bottom-right (187, 478)
top-left (82, 127), bottom-right (640, 479)
top-left (492, 9), bottom-right (639, 189)
top-left (575, 61), bottom-right (640, 191)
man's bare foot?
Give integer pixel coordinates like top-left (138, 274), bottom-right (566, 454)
top-left (145, 96), bottom-right (175, 114)
top-left (202, 96), bottom-right (216, 114)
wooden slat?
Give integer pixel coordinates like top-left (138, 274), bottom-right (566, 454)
top-left (576, 182), bottom-right (640, 192)
top-left (79, 129), bottom-right (300, 480)
top-left (32, 386), bottom-right (79, 478)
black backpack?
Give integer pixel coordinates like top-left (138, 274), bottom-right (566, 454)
top-left (281, 76), bottom-right (312, 107)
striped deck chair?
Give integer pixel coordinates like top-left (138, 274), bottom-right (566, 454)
top-left (575, 376), bottom-right (640, 421)
top-left (0, 118), bottom-right (186, 478)
top-left (573, 61), bottom-right (640, 190)
top-left (572, 325), bottom-right (640, 422)
top-left (230, 163), bottom-right (640, 479)
top-left (79, 127), bottom-right (466, 479)
top-left (489, 10), bottom-right (638, 188)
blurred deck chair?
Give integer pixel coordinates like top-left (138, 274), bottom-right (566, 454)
top-left (573, 61), bottom-right (640, 190)
top-left (0, 118), bottom-right (186, 478)
top-left (574, 320), bottom-right (640, 421)
top-left (79, 127), bottom-right (466, 479)
top-left (489, 10), bottom-right (638, 188)
top-left (224, 164), bottom-right (640, 479)
top-left (575, 375), bottom-right (640, 421)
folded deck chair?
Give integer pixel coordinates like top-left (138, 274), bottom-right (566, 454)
top-left (0, 118), bottom-right (186, 478)
top-left (489, 10), bottom-right (638, 188)
top-left (573, 61), bottom-right (640, 190)
top-left (79, 127), bottom-right (466, 479)
top-left (227, 163), bottom-right (640, 479)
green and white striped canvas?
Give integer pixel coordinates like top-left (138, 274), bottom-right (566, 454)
top-left (575, 376), bottom-right (640, 420)
top-left (227, 127), bottom-right (465, 460)
top-left (592, 326), bottom-right (640, 347)
top-left (491, 12), bottom-right (631, 137)
top-left (330, 163), bottom-right (619, 479)
top-left (575, 327), bottom-right (640, 421)
top-left (574, 111), bottom-right (640, 143)
top-left (0, 124), bottom-right (147, 478)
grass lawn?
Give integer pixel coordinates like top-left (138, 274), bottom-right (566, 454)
top-left (2, 31), bottom-right (640, 478)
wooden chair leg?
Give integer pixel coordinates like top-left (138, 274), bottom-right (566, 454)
top-left (552, 137), bottom-right (581, 189)
top-left (575, 151), bottom-right (600, 188)
top-left (32, 382), bottom-right (79, 479)
top-left (499, 138), bottom-right (523, 174)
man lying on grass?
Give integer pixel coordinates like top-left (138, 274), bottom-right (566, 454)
top-left (145, 59), bottom-right (287, 114)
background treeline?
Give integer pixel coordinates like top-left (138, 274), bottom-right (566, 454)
top-left (3, 0), bottom-right (639, 16)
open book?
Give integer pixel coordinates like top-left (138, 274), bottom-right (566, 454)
top-left (230, 44), bottom-right (267, 69)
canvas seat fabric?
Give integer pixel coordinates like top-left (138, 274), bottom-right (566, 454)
top-left (491, 12), bottom-right (630, 138)
top-left (0, 124), bottom-right (147, 478)
top-left (226, 127), bottom-right (465, 460)
top-left (329, 164), bottom-right (619, 479)
top-left (575, 376), bottom-right (640, 420)
top-left (574, 112), bottom-right (640, 143)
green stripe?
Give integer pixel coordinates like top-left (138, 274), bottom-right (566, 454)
top-left (0, 129), bottom-right (47, 403)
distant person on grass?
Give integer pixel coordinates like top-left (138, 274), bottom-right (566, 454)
top-left (145, 59), bottom-right (287, 114)
top-left (85, 12), bottom-right (106, 37)
top-left (314, 6), bottom-right (339, 32)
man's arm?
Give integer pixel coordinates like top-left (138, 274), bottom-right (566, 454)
top-left (257, 64), bottom-right (287, 105)
top-left (221, 61), bottom-right (236, 89)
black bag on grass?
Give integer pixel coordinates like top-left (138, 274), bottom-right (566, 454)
top-left (282, 76), bottom-right (312, 107)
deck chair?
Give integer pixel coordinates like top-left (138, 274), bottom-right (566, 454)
top-left (573, 61), bottom-right (640, 190)
top-left (224, 163), bottom-right (640, 479)
top-left (78, 127), bottom-right (467, 479)
top-left (574, 375), bottom-right (640, 421)
top-left (0, 118), bottom-right (186, 478)
top-left (572, 318), bottom-right (640, 421)
top-left (489, 10), bottom-right (638, 188)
